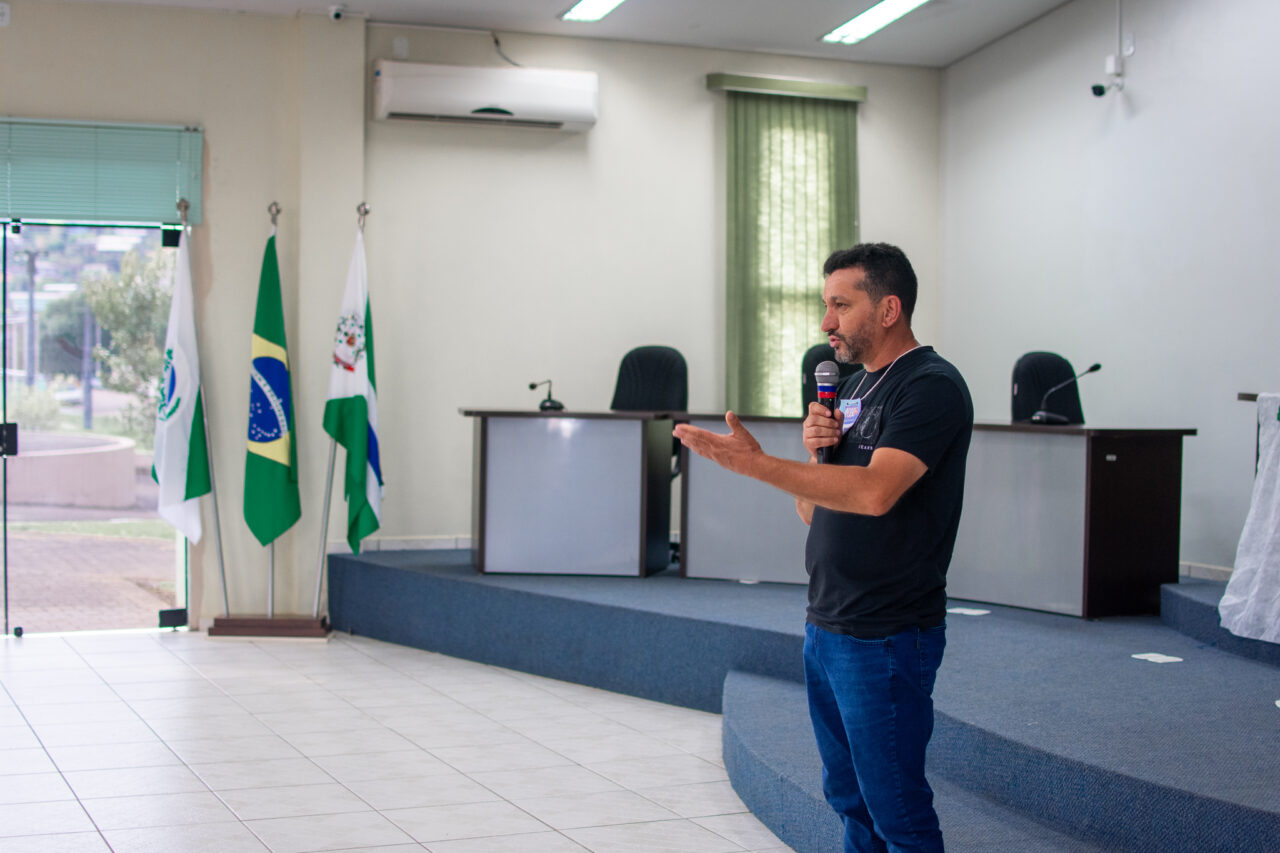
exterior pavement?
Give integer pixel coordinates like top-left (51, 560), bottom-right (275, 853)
top-left (3, 530), bottom-right (176, 634)
top-left (3, 456), bottom-right (177, 635)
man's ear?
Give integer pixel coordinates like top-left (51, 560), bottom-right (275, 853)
top-left (879, 295), bottom-right (903, 328)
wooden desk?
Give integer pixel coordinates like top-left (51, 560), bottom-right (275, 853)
top-left (949, 423), bottom-right (1196, 618)
top-left (461, 409), bottom-right (673, 576)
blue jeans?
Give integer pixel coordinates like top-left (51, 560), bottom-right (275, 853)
top-left (803, 622), bottom-right (946, 853)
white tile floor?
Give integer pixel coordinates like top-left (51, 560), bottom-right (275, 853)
top-left (0, 630), bottom-right (792, 853)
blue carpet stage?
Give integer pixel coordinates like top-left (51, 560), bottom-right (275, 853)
top-left (328, 552), bottom-right (1280, 853)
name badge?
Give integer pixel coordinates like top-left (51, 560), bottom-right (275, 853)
top-left (839, 398), bottom-right (861, 433)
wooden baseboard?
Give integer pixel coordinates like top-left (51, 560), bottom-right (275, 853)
top-left (207, 616), bottom-right (330, 638)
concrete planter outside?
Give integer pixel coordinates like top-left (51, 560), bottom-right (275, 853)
top-left (8, 432), bottom-right (138, 508)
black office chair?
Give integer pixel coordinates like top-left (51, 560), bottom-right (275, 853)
top-left (612, 345), bottom-right (688, 566)
top-left (612, 344), bottom-right (688, 472)
top-left (800, 343), bottom-right (860, 415)
top-left (611, 346), bottom-right (688, 413)
top-left (1011, 351), bottom-right (1085, 424)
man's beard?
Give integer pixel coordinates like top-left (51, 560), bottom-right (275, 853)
top-left (830, 330), bottom-right (871, 365)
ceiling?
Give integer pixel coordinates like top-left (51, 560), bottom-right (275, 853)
top-left (77, 0), bottom-right (1070, 67)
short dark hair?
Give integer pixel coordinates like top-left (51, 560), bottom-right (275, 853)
top-left (823, 243), bottom-right (917, 323)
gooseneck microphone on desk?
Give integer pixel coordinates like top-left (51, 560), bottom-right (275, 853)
top-left (528, 379), bottom-right (564, 412)
top-left (1030, 363), bottom-right (1101, 424)
top-left (814, 360), bottom-right (841, 463)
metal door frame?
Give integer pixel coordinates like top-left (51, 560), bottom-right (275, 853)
top-left (2, 218), bottom-right (185, 636)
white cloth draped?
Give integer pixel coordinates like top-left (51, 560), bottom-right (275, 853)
top-left (1220, 393), bottom-right (1280, 643)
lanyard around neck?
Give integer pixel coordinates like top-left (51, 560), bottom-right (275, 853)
top-left (849, 345), bottom-right (925, 402)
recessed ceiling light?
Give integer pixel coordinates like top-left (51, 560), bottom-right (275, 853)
top-left (822, 0), bottom-right (933, 45)
top-left (560, 0), bottom-right (628, 23)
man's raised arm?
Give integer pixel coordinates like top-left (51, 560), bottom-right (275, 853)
top-left (673, 412), bottom-right (927, 518)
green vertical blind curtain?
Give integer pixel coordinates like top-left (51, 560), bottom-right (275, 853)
top-left (726, 92), bottom-right (858, 416)
top-left (0, 118), bottom-right (203, 224)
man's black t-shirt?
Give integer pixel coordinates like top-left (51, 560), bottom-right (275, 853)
top-left (804, 346), bottom-right (973, 638)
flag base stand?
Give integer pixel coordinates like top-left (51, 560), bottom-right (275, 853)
top-left (208, 616), bottom-right (329, 638)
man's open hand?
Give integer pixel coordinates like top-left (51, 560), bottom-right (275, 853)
top-left (673, 412), bottom-right (762, 476)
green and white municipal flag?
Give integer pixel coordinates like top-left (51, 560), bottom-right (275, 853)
top-left (153, 229), bottom-right (211, 542)
top-left (323, 229), bottom-right (383, 553)
top-left (244, 233), bottom-right (301, 546)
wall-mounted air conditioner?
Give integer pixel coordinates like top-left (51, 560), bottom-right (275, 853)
top-left (373, 60), bottom-right (598, 132)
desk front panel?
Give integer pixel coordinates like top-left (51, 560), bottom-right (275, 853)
top-left (483, 416), bottom-right (647, 575)
top-left (949, 429), bottom-right (1087, 615)
top-left (682, 417), bottom-right (810, 584)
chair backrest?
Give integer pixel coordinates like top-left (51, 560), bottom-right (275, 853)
top-left (800, 343), bottom-right (860, 415)
top-left (611, 346), bottom-right (688, 412)
top-left (1011, 351), bottom-right (1085, 424)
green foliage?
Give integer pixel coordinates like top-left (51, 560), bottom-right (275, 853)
top-left (108, 399), bottom-right (159, 450)
top-left (82, 249), bottom-right (173, 447)
top-left (6, 382), bottom-right (63, 432)
top-left (38, 290), bottom-right (93, 378)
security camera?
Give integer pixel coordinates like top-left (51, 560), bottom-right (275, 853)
top-left (1091, 79), bottom-right (1124, 98)
top-left (328, 4), bottom-right (345, 20)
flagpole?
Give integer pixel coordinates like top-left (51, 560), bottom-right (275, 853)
top-left (313, 439), bottom-right (337, 619)
top-left (268, 542), bottom-right (275, 619)
top-left (267, 203), bottom-right (278, 622)
top-left (311, 202), bottom-right (372, 620)
top-left (211, 202), bottom-right (323, 639)
top-left (174, 201), bottom-right (230, 621)
top-left (201, 398), bottom-right (230, 618)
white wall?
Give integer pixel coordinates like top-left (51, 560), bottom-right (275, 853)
top-left (363, 25), bottom-right (941, 545)
top-left (940, 0), bottom-right (1280, 568)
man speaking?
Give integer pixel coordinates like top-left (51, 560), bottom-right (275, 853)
top-left (674, 243), bottom-right (972, 853)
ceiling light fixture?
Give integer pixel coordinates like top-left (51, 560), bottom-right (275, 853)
top-left (560, 0), bottom-right (628, 23)
top-left (822, 0), bottom-right (933, 45)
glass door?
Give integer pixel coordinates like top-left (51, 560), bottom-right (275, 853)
top-left (3, 220), bottom-right (184, 635)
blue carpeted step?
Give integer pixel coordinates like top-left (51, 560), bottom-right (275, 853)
top-left (723, 671), bottom-right (1105, 852)
top-left (933, 605), bottom-right (1280, 852)
top-left (1161, 578), bottom-right (1280, 667)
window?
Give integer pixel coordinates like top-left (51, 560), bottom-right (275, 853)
top-left (723, 91), bottom-right (859, 416)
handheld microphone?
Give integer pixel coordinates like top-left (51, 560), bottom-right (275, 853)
top-left (1030, 363), bottom-right (1101, 424)
top-left (528, 379), bottom-right (564, 412)
top-left (814, 360), bottom-right (840, 463)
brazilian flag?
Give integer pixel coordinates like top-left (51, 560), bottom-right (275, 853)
top-left (244, 234), bottom-right (301, 546)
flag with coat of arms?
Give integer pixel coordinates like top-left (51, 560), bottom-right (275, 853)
top-left (323, 229), bottom-right (383, 553)
top-left (244, 232), bottom-right (302, 546)
top-left (153, 228), bottom-right (211, 542)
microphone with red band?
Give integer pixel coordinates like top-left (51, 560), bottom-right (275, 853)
top-left (814, 360), bottom-right (841, 464)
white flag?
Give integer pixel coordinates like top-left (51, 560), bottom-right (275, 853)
top-left (323, 230), bottom-right (383, 552)
top-left (153, 230), bottom-right (211, 542)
